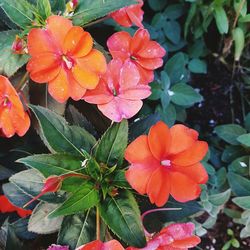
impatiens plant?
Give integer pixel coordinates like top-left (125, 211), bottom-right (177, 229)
top-left (1, 0), bottom-right (235, 249)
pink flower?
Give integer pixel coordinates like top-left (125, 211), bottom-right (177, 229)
top-left (127, 223), bottom-right (201, 250)
top-left (107, 29), bottom-right (166, 84)
top-left (47, 244), bottom-right (69, 250)
top-left (110, 0), bottom-right (144, 28)
top-left (83, 59), bottom-right (151, 122)
top-left (76, 240), bottom-right (124, 250)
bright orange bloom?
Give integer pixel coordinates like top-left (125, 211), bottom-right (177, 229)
top-left (27, 15), bottom-right (107, 103)
top-left (127, 222), bottom-right (201, 250)
top-left (76, 240), bottom-right (124, 250)
top-left (0, 76), bottom-right (30, 138)
top-left (125, 121), bottom-right (208, 207)
top-left (0, 195), bottom-right (32, 218)
top-left (110, 0), bottom-right (144, 28)
top-left (107, 29), bottom-right (166, 84)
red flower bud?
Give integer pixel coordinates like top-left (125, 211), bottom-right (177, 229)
top-left (11, 35), bottom-right (27, 55)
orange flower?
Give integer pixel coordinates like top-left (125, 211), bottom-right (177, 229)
top-left (110, 0), bottom-right (144, 28)
top-left (76, 240), bottom-right (124, 250)
top-left (0, 195), bottom-right (32, 218)
top-left (0, 76), bottom-right (30, 138)
top-left (27, 15), bottom-right (107, 103)
top-left (127, 222), bottom-right (201, 250)
top-left (107, 29), bottom-right (166, 84)
top-left (125, 121), bottom-right (208, 207)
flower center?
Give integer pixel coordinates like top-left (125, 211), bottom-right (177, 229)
top-left (62, 55), bottom-right (74, 70)
top-left (161, 159), bottom-right (171, 167)
top-left (130, 55), bottom-right (137, 61)
top-left (1, 96), bottom-right (12, 109)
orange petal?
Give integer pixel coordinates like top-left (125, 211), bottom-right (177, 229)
top-left (68, 72), bottom-right (86, 101)
top-left (148, 121), bottom-right (171, 161)
top-left (27, 29), bottom-right (58, 55)
top-left (110, 9), bottom-right (132, 27)
top-left (125, 135), bottom-right (155, 164)
top-left (130, 29), bottom-right (150, 54)
top-left (12, 110), bottom-right (30, 137)
top-left (171, 141), bottom-right (208, 166)
top-left (48, 69), bottom-right (70, 103)
top-left (107, 31), bottom-right (131, 58)
top-left (27, 53), bottom-right (61, 83)
top-left (103, 240), bottom-right (125, 250)
top-left (0, 108), bottom-right (15, 137)
top-left (126, 4), bottom-right (144, 28)
top-left (136, 57), bottom-right (163, 70)
top-left (170, 236), bottom-right (201, 248)
top-left (168, 124), bottom-right (198, 155)
top-left (125, 163), bottom-right (155, 195)
top-left (63, 26), bottom-right (93, 57)
top-left (172, 163), bottom-right (208, 184)
top-left (135, 64), bottom-right (154, 84)
top-left (46, 15), bottom-right (72, 50)
top-left (146, 167), bottom-right (170, 207)
top-left (170, 172), bottom-right (201, 202)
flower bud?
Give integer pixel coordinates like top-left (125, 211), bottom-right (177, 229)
top-left (11, 36), bottom-right (27, 54)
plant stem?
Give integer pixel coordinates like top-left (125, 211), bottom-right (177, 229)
top-left (16, 71), bottom-right (29, 92)
top-left (96, 206), bottom-right (100, 240)
top-left (232, 0), bottom-right (246, 29)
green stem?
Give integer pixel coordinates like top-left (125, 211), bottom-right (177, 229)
top-left (96, 206), bottom-right (100, 240)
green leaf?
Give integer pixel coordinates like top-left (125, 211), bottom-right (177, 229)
top-left (232, 27), bottom-right (245, 61)
top-left (214, 5), bottom-right (229, 34)
top-left (112, 170), bottom-right (130, 189)
top-left (29, 105), bottom-right (96, 156)
top-left (0, 30), bottom-right (29, 77)
top-left (170, 83), bottom-right (203, 106)
top-left (37, 0), bottom-right (51, 20)
top-left (228, 172), bottom-right (250, 196)
top-left (28, 202), bottom-right (63, 234)
top-left (164, 52), bottom-right (187, 84)
top-left (149, 82), bottom-right (162, 100)
top-left (163, 20), bottom-right (181, 44)
top-left (163, 4), bottom-right (184, 20)
top-left (239, 14), bottom-right (250, 23)
top-left (72, 0), bottom-right (137, 26)
top-left (228, 155), bottom-right (249, 176)
top-left (58, 210), bottom-right (96, 249)
top-left (99, 190), bottom-right (146, 247)
top-left (17, 153), bottom-right (84, 192)
top-left (214, 124), bottom-right (246, 145)
top-left (157, 103), bottom-right (176, 127)
top-left (9, 169), bottom-right (66, 204)
top-left (0, 165), bottom-right (13, 180)
top-left (188, 58), bottom-right (207, 74)
top-left (148, 0), bottom-right (166, 11)
top-left (233, 196), bottom-right (250, 210)
top-left (221, 145), bottom-right (246, 163)
top-left (237, 133), bottom-right (250, 147)
top-left (209, 189), bottom-right (231, 206)
top-left (95, 120), bottom-right (128, 167)
top-left (128, 113), bottom-right (160, 141)
top-left (0, 0), bottom-right (34, 29)
top-left (49, 183), bottom-right (99, 217)
top-left (245, 113), bottom-right (250, 132)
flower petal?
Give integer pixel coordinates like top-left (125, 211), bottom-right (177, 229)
top-left (0, 108), bottom-right (15, 137)
top-left (168, 124), bottom-right (198, 155)
top-left (172, 163), bottom-right (208, 184)
top-left (63, 26), bottom-right (93, 57)
top-left (68, 72), bottom-right (86, 101)
top-left (130, 29), bottom-right (150, 54)
top-left (126, 163), bottom-right (155, 195)
top-left (12, 111), bottom-right (30, 137)
top-left (137, 41), bottom-right (166, 59)
top-left (46, 15), bottom-right (72, 50)
top-left (170, 236), bottom-right (201, 248)
top-left (125, 135), bottom-right (155, 164)
top-left (136, 57), bottom-right (164, 70)
top-left (171, 141), bottom-right (208, 166)
top-left (97, 97), bottom-right (143, 122)
top-left (83, 79), bottom-right (113, 105)
top-left (126, 4), bottom-right (144, 28)
top-left (48, 69), bottom-right (70, 103)
top-left (27, 53), bottom-right (61, 83)
top-left (146, 167), bottom-right (170, 206)
top-left (170, 172), bottom-right (201, 202)
top-left (110, 9), bottom-right (132, 27)
top-left (148, 121), bottom-right (171, 161)
top-left (27, 29), bottom-right (58, 55)
top-left (135, 64), bottom-right (154, 84)
top-left (107, 31), bottom-right (131, 59)
top-left (119, 84), bottom-right (151, 100)
top-left (120, 60), bottom-right (140, 88)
